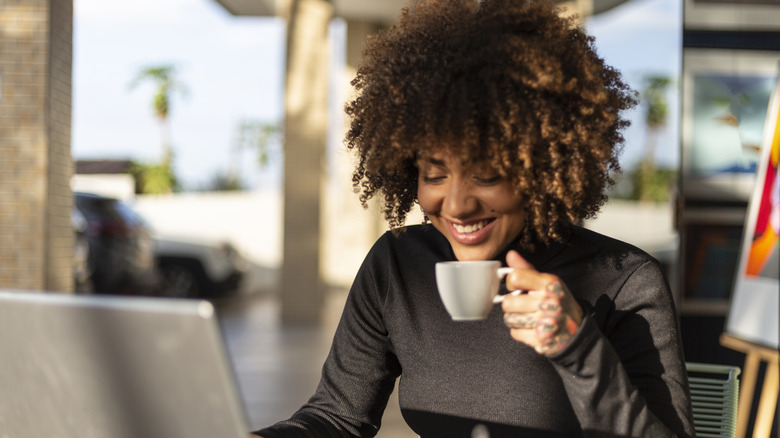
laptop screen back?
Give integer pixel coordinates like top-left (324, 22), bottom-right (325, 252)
top-left (0, 291), bottom-right (248, 438)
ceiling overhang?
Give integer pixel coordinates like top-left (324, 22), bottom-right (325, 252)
top-left (213, 0), bottom-right (276, 17)
top-left (213, 0), bottom-right (629, 23)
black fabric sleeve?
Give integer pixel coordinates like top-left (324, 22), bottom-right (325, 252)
top-left (548, 260), bottom-right (695, 437)
top-left (254, 238), bottom-right (401, 438)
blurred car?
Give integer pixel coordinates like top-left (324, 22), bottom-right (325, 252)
top-left (72, 207), bottom-right (93, 292)
top-left (154, 236), bottom-right (247, 299)
top-left (74, 192), bottom-right (160, 295)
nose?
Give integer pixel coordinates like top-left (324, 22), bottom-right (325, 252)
top-left (444, 180), bottom-right (478, 218)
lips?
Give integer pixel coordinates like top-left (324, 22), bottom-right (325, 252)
top-left (447, 218), bottom-right (496, 245)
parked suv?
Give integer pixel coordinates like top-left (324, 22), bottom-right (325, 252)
top-left (154, 236), bottom-right (246, 299)
top-left (74, 192), bottom-right (160, 295)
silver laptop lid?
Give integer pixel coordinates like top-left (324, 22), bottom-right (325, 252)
top-left (0, 291), bottom-right (248, 438)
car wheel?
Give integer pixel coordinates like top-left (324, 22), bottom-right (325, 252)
top-left (159, 262), bottom-right (203, 298)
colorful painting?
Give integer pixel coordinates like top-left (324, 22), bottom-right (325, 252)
top-left (745, 110), bottom-right (779, 279)
top-left (727, 73), bottom-right (780, 348)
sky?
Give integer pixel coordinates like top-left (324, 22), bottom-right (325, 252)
top-left (586, 0), bottom-right (682, 169)
top-left (72, 0), bottom-right (681, 191)
top-left (72, 0), bottom-right (287, 190)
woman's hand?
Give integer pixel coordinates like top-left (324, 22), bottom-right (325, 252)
top-left (501, 250), bottom-right (583, 356)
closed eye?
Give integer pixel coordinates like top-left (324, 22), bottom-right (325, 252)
top-left (422, 175), bottom-right (446, 184)
top-left (474, 175), bottom-right (501, 185)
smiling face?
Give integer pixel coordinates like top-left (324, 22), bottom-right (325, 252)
top-left (417, 150), bottom-right (526, 261)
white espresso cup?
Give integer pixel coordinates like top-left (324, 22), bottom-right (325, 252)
top-left (435, 261), bottom-right (514, 321)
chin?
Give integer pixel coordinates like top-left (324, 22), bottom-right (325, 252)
top-left (453, 248), bottom-right (495, 261)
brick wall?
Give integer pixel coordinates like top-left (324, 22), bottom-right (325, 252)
top-left (46, 0), bottom-right (74, 291)
top-left (0, 0), bottom-right (73, 292)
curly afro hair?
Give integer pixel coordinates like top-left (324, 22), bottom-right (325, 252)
top-left (344, 0), bottom-right (636, 247)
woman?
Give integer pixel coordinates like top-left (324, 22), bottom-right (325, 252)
top-left (254, 0), bottom-right (694, 436)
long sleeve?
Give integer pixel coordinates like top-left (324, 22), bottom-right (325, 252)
top-left (254, 239), bottom-right (402, 438)
top-left (549, 259), bottom-right (695, 437)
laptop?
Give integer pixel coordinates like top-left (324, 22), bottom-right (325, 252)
top-left (0, 290), bottom-right (249, 438)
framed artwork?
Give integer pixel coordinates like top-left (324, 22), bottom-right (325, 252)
top-left (684, 0), bottom-right (780, 30)
top-left (726, 72), bottom-right (779, 348)
top-left (681, 49), bottom-right (780, 201)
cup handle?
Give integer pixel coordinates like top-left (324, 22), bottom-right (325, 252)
top-left (493, 267), bottom-right (521, 304)
top-left (496, 267), bottom-right (513, 278)
top-left (493, 289), bottom-right (524, 304)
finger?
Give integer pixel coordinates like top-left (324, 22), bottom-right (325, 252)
top-left (539, 295), bottom-right (562, 314)
top-left (544, 281), bottom-right (566, 299)
top-left (503, 250), bottom-right (541, 294)
top-left (535, 316), bottom-right (578, 356)
top-left (503, 312), bottom-right (538, 329)
top-left (535, 316), bottom-right (560, 339)
top-left (492, 289), bottom-right (522, 304)
top-left (501, 290), bottom-right (545, 313)
top-left (506, 250), bottom-right (535, 270)
top-left (503, 259), bottom-right (558, 295)
top-left (509, 328), bottom-right (538, 345)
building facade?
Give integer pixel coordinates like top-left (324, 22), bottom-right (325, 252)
top-left (0, 0), bottom-right (74, 292)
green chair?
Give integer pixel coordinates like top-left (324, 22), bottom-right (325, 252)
top-left (686, 362), bottom-right (741, 438)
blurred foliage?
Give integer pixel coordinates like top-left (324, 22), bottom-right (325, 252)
top-left (130, 157), bottom-right (179, 195)
top-left (642, 75), bottom-right (673, 130)
top-left (128, 64), bottom-right (187, 194)
top-left (129, 65), bottom-right (187, 122)
top-left (234, 120), bottom-right (282, 169)
top-left (632, 165), bottom-right (677, 203)
top-left (215, 119), bottom-right (282, 191)
top-left (628, 74), bottom-right (677, 203)
top-left (610, 166), bottom-right (677, 203)
top-left (204, 171), bottom-right (244, 192)
top-left (129, 65), bottom-right (188, 180)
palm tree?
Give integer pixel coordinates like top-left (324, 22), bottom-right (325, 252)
top-left (634, 74), bottom-right (674, 202)
top-left (129, 65), bottom-right (187, 164)
top-left (642, 75), bottom-right (672, 160)
top-left (129, 65), bottom-right (187, 194)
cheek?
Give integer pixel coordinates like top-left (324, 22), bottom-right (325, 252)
top-left (497, 198), bottom-right (525, 216)
top-left (416, 185), bottom-right (438, 214)
top-left (484, 187), bottom-right (524, 214)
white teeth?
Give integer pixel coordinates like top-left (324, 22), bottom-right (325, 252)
top-left (453, 220), bottom-right (487, 234)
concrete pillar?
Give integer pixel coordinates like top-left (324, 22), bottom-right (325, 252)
top-left (0, 0), bottom-right (74, 292)
top-left (345, 20), bottom-right (386, 240)
top-left (280, 0), bottom-right (333, 323)
top-left (320, 19), bottom-right (384, 292)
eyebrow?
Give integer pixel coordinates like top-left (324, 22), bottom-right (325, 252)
top-left (418, 157), bottom-right (446, 166)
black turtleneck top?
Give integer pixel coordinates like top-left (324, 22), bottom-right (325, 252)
top-left (255, 225), bottom-right (695, 438)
